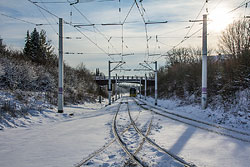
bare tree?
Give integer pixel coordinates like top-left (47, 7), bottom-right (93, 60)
top-left (219, 19), bottom-right (250, 57)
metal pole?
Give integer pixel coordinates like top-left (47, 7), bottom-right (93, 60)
top-left (118, 76), bottom-right (120, 99)
top-left (202, 14), bottom-right (207, 109)
top-left (108, 61), bottom-right (111, 105)
top-left (58, 18), bottom-right (63, 113)
top-left (145, 74), bottom-right (147, 100)
top-left (115, 74), bottom-right (118, 101)
top-left (155, 61), bottom-right (158, 105)
top-left (140, 77), bottom-right (142, 99)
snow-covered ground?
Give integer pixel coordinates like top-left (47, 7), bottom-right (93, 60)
top-left (0, 94), bottom-right (250, 167)
top-left (0, 99), bottom-right (115, 167)
top-left (142, 96), bottom-right (250, 131)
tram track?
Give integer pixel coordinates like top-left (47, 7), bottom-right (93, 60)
top-left (135, 98), bottom-right (250, 143)
top-left (112, 100), bottom-right (146, 167)
top-left (75, 98), bottom-right (147, 166)
top-left (128, 99), bottom-right (195, 167)
top-left (115, 98), bottom-right (195, 167)
top-left (75, 99), bottom-right (141, 167)
top-left (75, 97), bottom-right (197, 166)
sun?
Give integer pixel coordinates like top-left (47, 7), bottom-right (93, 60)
top-left (208, 8), bottom-right (234, 32)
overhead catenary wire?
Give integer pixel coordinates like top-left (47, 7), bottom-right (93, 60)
top-left (119, 1), bottom-right (137, 61)
top-left (184, 0), bottom-right (207, 40)
top-left (152, 0), bottom-right (208, 61)
top-left (122, 1), bottom-right (136, 24)
top-left (68, 0), bottom-right (120, 55)
top-left (0, 11), bottom-right (60, 51)
top-left (209, 0), bottom-right (224, 13)
top-left (32, 0), bottom-right (114, 4)
top-left (154, 26), bottom-right (203, 61)
top-left (27, 0), bottom-right (116, 61)
top-left (227, 0), bottom-right (250, 14)
top-left (32, 1), bottom-right (68, 3)
top-left (18, 0), bottom-right (249, 74)
top-left (119, 1), bottom-right (138, 69)
top-left (70, 0), bottom-right (135, 69)
top-left (35, 1), bottom-right (59, 35)
top-left (0, 12), bottom-right (46, 26)
top-left (139, 0), bottom-right (150, 22)
top-left (0, 10), bottom-right (60, 52)
top-left (27, 0), bottom-right (66, 23)
top-left (135, 0), bottom-right (150, 60)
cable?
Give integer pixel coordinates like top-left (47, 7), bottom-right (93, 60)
top-left (154, 26), bottom-right (203, 61)
top-left (139, 0), bottom-right (150, 22)
top-left (69, 0), bottom-right (133, 70)
top-left (184, 0), bottom-right (207, 39)
top-left (122, 1), bottom-right (136, 24)
top-left (69, 1), bottom-right (119, 54)
top-left (135, 0), bottom-right (149, 60)
top-left (120, 1), bottom-right (137, 62)
top-left (118, 0), bottom-right (121, 23)
top-left (31, 1), bottom-right (68, 3)
top-left (0, 10), bottom-right (59, 51)
top-left (152, 0), bottom-right (207, 62)
top-left (227, 0), bottom-right (250, 14)
top-left (209, 0), bottom-right (224, 13)
top-left (27, 0), bottom-right (65, 22)
top-left (40, 0), bottom-right (59, 24)
top-left (158, 26), bottom-right (190, 36)
top-left (74, 26), bottom-right (115, 60)
top-left (0, 12), bottom-right (43, 26)
top-left (27, 0), bottom-right (116, 61)
top-left (36, 0), bottom-right (59, 35)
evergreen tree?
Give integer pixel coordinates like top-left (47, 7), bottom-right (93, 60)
top-left (23, 28), bottom-right (55, 64)
top-left (39, 30), bottom-right (54, 63)
top-left (30, 28), bottom-right (41, 62)
top-left (23, 31), bottom-right (32, 59)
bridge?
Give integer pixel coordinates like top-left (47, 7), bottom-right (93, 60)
top-left (93, 75), bottom-right (155, 86)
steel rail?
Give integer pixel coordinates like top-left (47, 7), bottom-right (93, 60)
top-left (138, 98), bottom-right (250, 136)
top-left (135, 98), bottom-right (250, 143)
top-left (112, 99), bottom-right (145, 167)
top-left (75, 99), bottom-right (142, 167)
top-left (128, 100), bottom-right (195, 167)
top-left (123, 108), bottom-right (153, 167)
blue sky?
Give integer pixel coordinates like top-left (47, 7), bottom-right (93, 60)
top-left (0, 0), bottom-right (248, 76)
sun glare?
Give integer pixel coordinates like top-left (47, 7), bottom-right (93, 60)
top-left (208, 8), bottom-right (234, 32)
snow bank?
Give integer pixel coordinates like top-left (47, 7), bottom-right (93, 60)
top-left (0, 90), bottom-right (108, 130)
top-left (141, 92), bottom-right (250, 131)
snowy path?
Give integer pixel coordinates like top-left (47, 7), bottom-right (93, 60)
top-left (0, 97), bottom-right (249, 167)
top-left (0, 103), bottom-right (116, 167)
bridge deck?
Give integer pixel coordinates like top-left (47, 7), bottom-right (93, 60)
top-left (93, 76), bottom-right (155, 86)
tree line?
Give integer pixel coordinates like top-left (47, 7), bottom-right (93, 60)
top-left (154, 19), bottom-right (249, 110)
top-left (0, 28), bottom-right (101, 105)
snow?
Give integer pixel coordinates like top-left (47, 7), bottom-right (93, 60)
top-left (142, 96), bottom-right (250, 131)
top-left (0, 95), bottom-right (250, 167)
top-left (150, 116), bottom-right (250, 167)
top-left (0, 101), bottom-right (114, 167)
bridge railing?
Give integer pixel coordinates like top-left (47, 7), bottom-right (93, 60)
top-left (93, 75), bottom-right (154, 80)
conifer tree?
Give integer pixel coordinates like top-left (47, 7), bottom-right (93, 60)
top-left (39, 29), bottom-right (54, 62)
top-left (30, 28), bottom-right (41, 62)
top-left (23, 28), bottom-right (55, 64)
top-left (23, 31), bottom-right (32, 59)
